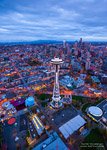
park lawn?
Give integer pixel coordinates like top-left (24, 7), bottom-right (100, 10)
top-left (72, 95), bottom-right (86, 101)
top-left (81, 103), bottom-right (91, 113)
top-left (35, 93), bottom-right (51, 101)
top-left (41, 102), bottom-right (47, 107)
top-left (84, 128), bottom-right (104, 143)
top-left (80, 128), bottom-right (106, 150)
top-left (93, 98), bottom-right (104, 105)
top-left (72, 95), bottom-right (86, 104)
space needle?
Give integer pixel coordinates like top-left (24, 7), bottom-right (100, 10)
top-left (51, 58), bottom-right (63, 108)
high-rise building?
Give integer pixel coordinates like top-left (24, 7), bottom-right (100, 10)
top-left (85, 58), bottom-right (91, 70)
top-left (51, 58), bottom-right (63, 108)
top-left (79, 38), bottom-right (82, 44)
top-left (63, 40), bottom-right (66, 48)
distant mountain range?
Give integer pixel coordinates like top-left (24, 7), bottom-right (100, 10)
top-left (0, 40), bottom-right (71, 45)
top-left (0, 40), bottom-right (107, 46)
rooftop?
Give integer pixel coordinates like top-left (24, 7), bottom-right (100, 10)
top-left (88, 106), bottom-right (103, 117)
top-left (33, 132), bottom-right (67, 150)
top-left (59, 115), bottom-right (86, 139)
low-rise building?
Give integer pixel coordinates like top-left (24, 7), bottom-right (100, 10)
top-left (74, 77), bottom-right (85, 88)
top-left (87, 99), bottom-right (107, 130)
top-left (91, 76), bottom-right (100, 83)
top-left (33, 132), bottom-right (68, 150)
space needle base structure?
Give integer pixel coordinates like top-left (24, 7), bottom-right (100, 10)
top-left (50, 58), bottom-right (63, 109)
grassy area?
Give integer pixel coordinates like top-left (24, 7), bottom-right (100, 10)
top-left (35, 93), bottom-right (51, 101)
top-left (81, 103), bottom-right (91, 113)
top-left (80, 128), bottom-right (105, 150)
top-left (35, 93), bottom-right (51, 107)
top-left (26, 130), bottom-right (30, 137)
top-left (41, 102), bottom-right (47, 107)
top-left (72, 95), bottom-right (87, 101)
top-left (84, 128), bottom-right (104, 143)
top-left (72, 95), bottom-right (88, 109)
top-left (93, 98), bottom-right (104, 105)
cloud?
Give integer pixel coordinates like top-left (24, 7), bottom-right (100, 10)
top-left (0, 0), bottom-right (107, 41)
top-left (0, 28), bottom-right (9, 32)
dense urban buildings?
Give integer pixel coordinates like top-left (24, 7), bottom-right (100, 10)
top-left (0, 39), bottom-right (107, 150)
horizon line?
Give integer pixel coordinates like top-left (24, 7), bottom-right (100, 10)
top-left (0, 39), bottom-right (107, 44)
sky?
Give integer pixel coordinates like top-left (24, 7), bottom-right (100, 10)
top-left (0, 0), bottom-right (107, 42)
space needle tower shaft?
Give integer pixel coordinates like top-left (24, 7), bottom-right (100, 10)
top-left (51, 58), bottom-right (63, 108)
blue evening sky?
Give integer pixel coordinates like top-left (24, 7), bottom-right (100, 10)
top-left (0, 0), bottom-right (107, 42)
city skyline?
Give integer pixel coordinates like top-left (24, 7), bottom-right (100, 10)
top-left (0, 36), bottom-right (107, 149)
top-left (0, 0), bottom-right (107, 42)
